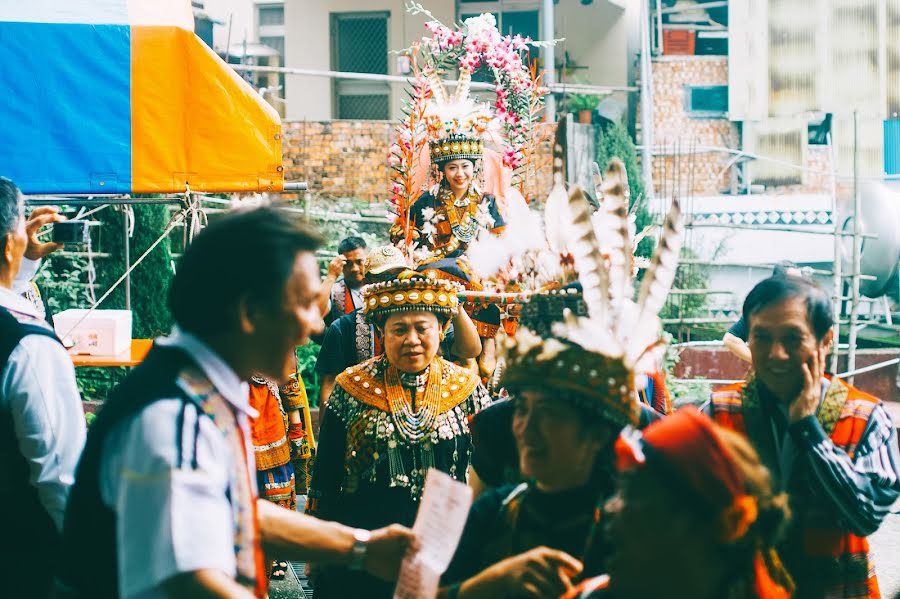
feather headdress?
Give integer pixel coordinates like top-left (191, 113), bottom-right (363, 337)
top-left (499, 159), bottom-right (683, 425)
top-left (552, 184), bottom-right (683, 370)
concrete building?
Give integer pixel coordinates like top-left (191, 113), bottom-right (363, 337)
top-left (647, 0), bottom-right (900, 321)
top-left (199, 0), bottom-right (639, 121)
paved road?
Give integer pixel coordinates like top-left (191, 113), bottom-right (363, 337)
top-left (872, 505), bottom-right (900, 598)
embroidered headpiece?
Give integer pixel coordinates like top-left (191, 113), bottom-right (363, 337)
top-left (363, 274), bottom-right (461, 324)
top-left (429, 133), bottom-right (483, 165)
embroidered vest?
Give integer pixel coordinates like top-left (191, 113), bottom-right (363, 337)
top-left (329, 279), bottom-right (359, 324)
top-left (330, 356), bottom-right (480, 498)
top-left (710, 376), bottom-right (881, 599)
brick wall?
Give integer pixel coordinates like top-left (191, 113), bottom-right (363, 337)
top-left (282, 120), bottom-right (556, 203)
top-left (647, 56), bottom-right (838, 197)
top-left (282, 120), bottom-right (395, 203)
top-left (648, 56), bottom-right (739, 197)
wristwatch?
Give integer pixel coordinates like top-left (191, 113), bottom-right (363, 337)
top-left (348, 528), bottom-right (371, 571)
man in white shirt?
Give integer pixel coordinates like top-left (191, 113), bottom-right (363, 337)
top-left (60, 207), bottom-right (414, 598)
top-left (0, 177), bottom-right (84, 599)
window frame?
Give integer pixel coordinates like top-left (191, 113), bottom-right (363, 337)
top-left (683, 84), bottom-right (729, 118)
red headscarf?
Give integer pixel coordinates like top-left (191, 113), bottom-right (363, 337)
top-left (615, 407), bottom-right (791, 599)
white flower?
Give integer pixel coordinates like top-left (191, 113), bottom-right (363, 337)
top-left (464, 13), bottom-right (497, 40)
top-left (413, 246), bottom-right (432, 263)
top-left (421, 221), bottom-right (437, 237)
top-left (421, 206), bottom-right (438, 224)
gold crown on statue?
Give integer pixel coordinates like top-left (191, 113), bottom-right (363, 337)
top-left (363, 275), bottom-right (461, 323)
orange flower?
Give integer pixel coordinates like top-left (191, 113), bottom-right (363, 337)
top-left (718, 494), bottom-right (758, 543)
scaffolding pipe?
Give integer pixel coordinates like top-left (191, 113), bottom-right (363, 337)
top-left (541, 0), bottom-right (556, 122)
top-left (684, 221), bottom-right (876, 238)
top-left (829, 132), bottom-right (842, 373)
top-left (654, 0), bottom-right (663, 55)
top-left (123, 208), bottom-right (130, 310)
top-left (848, 112), bottom-right (862, 385)
top-left (230, 64), bottom-right (636, 95)
top-left (640, 0), bottom-right (655, 202)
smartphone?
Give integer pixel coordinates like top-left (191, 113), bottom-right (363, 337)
top-left (52, 221), bottom-right (90, 248)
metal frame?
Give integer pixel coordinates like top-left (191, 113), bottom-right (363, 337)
top-left (23, 189), bottom-right (307, 309)
top-left (653, 112), bottom-right (890, 386)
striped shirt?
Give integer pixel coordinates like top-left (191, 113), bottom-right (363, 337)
top-left (705, 378), bottom-right (900, 536)
top-left (789, 396), bottom-right (900, 536)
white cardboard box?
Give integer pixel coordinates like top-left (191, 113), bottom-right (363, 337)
top-left (53, 309), bottom-right (132, 356)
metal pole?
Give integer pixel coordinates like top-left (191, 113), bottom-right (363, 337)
top-left (541, 0), bottom-right (556, 122)
top-left (123, 207), bottom-right (130, 310)
top-left (640, 0), bottom-right (655, 202)
top-left (654, 0), bottom-right (663, 55)
top-left (828, 131), bottom-right (842, 373)
top-left (231, 65), bottom-right (637, 94)
top-left (848, 111), bottom-right (862, 384)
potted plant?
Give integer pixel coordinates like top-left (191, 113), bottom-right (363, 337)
top-left (568, 92), bottom-right (600, 124)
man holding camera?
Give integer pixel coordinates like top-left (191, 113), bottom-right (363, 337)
top-left (0, 177), bottom-right (84, 598)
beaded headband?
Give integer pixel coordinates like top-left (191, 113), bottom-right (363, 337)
top-left (500, 326), bottom-right (640, 429)
top-left (363, 276), bottom-right (461, 323)
top-left (430, 134), bottom-right (483, 165)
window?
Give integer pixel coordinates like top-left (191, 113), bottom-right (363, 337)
top-left (258, 5), bottom-right (283, 27)
top-left (256, 4), bottom-right (285, 101)
top-left (808, 112), bottom-right (831, 145)
top-left (459, 1), bottom-right (540, 83)
top-left (331, 12), bottom-right (390, 120)
top-left (684, 85), bottom-right (728, 117)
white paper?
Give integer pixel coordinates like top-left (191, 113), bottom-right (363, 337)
top-left (393, 469), bottom-right (474, 599)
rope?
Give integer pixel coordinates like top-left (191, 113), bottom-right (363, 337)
top-left (59, 192), bottom-right (200, 343)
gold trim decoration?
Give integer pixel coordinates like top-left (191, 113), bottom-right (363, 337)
top-left (363, 275), bottom-right (461, 322)
top-left (430, 134), bottom-right (483, 164)
top-left (335, 356), bottom-right (478, 415)
top-left (500, 327), bottom-right (640, 428)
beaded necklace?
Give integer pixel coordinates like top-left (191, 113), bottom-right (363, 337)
top-left (384, 359), bottom-right (442, 444)
top-left (437, 185), bottom-right (480, 243)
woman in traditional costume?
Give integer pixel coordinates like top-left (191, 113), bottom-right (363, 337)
top-left (247, 371), bottom-right (314, 580)
top-left (391, 92), bottom-right (507, 377)
top-left (440, 177), bottom-right (685, 598)
top-left (307, 271), bottom-right (491, 599)
top-left (566, 408), bottom-right (794, 599)
top-left (388, 12), bottom-right (548, 381)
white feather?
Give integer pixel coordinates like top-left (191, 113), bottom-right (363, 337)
top-left (467, 188), bottom-right (543, 278)
top-left (625, 199), bottom-right (683, 365)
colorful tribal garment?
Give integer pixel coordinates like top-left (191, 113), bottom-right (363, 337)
top-left (177, 367), bottom-right (267, 598)
top-left (710, 375), bottom-right (900, 598)
top-left (310, 355), bottom-right (490, 504)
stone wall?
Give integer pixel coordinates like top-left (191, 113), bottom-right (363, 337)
top-left (281, 120), bottom-right (556, 204)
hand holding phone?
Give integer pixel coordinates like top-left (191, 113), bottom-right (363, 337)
top-left (25, 207), bottom-right (65, 260)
